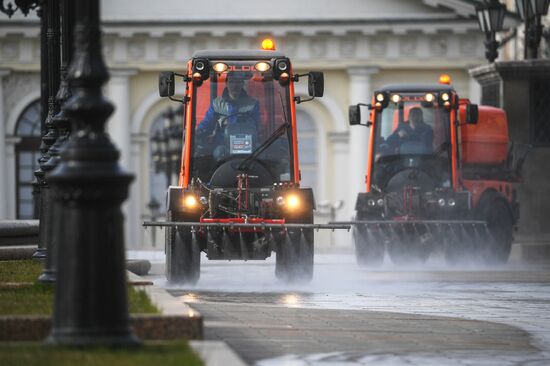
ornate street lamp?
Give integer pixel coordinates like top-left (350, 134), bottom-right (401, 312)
top-left (516, 0), bottom-right (550, 58)
top-left (0, 0), bottom-right (38, 17)
top-left (476, 0), bottom-right (507, 63)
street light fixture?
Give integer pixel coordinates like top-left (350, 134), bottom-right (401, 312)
top-left (0, 0), bottom-right (38, 17)
top-left (516, 0), bottom-right (550, 58)
top-left (476, 0), bottom-right (507, 63)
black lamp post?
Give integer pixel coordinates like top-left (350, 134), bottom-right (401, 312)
top-left (476, 0), bottom-right (507, 63)
top-left (516, 0), bottom-right (550, 59)
top-left (46, 0), bottom-right (138, 346)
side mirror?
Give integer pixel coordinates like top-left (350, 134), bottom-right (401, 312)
top-left (349, 105), bottom-right (361, 126)
top-left (159, 71), bottom-right (175, 97)
top-left (308, 72), bottom-right (324, 98)
top-left (466, 104), bottom-right (478, 124)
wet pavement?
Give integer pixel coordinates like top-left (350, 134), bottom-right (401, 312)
top-left (134, 251), bottom-right (550, 365)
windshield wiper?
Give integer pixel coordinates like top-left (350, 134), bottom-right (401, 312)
top-left (238, 92), bottom-right (290, 171)
top-left (237, 121), bottom-right (290, 170)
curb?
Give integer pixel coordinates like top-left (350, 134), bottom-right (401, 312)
top-left (190, 341), bottom-right (248, 366)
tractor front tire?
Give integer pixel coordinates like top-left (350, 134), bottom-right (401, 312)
top-left (165, 210), bottom-right (201, 285)
top-left (353, 221), bottom-right (384, 267)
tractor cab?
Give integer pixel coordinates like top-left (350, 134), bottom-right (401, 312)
top-left (345, 76), bottom-right (520, 267)
top-left (150, 41), bottom-right (344, 285)
top-left (368, 85), bottom-right (455, 194)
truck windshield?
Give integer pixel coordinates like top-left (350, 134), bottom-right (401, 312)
top-left (191, 62), bottom-right (292, 186)
top-left (372, 98), bottom-right (452, 189)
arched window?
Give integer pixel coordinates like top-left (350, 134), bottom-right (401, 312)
top-left (15, 100), bottom-right (41, 219)
top-left (149, 113), bottom-right (168, 215)
top-left (296, 110), bottom-right (318, 195)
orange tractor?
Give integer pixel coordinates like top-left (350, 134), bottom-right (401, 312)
top-left (341, 77), bottom-right (526, 266)
top-left (144, 43), bottom-right (348, 284)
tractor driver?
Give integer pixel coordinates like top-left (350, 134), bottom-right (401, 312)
top-left (196, 71), bottom-right (260, 160)
top-left (385, 107), bottom-right (434, 155)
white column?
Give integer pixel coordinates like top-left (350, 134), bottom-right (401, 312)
top-left (106, 69), bottom-right (137, 249)
top-left (328, 131), bottom-right (350, 248)
top-left (0, 70), bottom-right (11, 220)
top-left (347, 67), bottom-right (379, 220)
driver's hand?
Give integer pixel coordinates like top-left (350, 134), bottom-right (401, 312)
top-left (398, 129), bottom-right (407, 138)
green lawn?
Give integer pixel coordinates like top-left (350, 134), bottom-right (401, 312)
top-left (1, 341), bottom-right (203, 366)
top-left (0, 260), bottom-right (159, 315)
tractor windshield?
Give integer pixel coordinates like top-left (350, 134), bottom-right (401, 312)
top-left (190, 62), bottom-right (293, 187)
top-left (371, 98), bottom-right (452, 190)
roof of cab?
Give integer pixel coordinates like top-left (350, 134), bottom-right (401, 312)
top-left (377, 84), bottom-right (455, 93)
top-left (191, 49), bottom-right (286, 60)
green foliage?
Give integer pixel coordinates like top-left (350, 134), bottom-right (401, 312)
top-left (0, 260), bottom-right (42, 283)
top-left (0, 341), bottom-right (204, 366)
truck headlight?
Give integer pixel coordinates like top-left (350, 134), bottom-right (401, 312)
top-left (438, 198), bottom-right (446, 207)
top-left (368, 199), bottom-right (376, 207)
top-left (447, 198), bottom-right (456, 207)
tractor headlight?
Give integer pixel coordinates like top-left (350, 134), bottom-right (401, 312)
top-left (184, 195), bottom-right (198, 209)
top-left (390, 94), bottom-right (401, 103)
top-left (447, 198), bottom-right (456, 207)
top-left (212, 62), bottom-right (228, 73)
top-left (377, 199), bottom-right (384, 207)
top-left (286, 194), bottom-right (300, 209)
top-left (424, 93), bottom-right (436, 103)
top-left (368, 199), bottom-right (376, 207)
top-left (438, 198), bottom-right (446, 207)
top-left (254, 62), bottom-right (271, 72)
top-left (276, 196), bottom-right (285, 206)
top-left (199, 196), bottom-right (208, 205)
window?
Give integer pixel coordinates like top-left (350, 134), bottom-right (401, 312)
top-left (15, 100), bottom-right (41, 219)
top-left (149, 113), bottom-right (169, 215)
top-left (296, 110), bottom-right (318, 195)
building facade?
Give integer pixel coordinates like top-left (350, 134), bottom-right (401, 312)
top-left (0, 0), bottom-right (486, 249)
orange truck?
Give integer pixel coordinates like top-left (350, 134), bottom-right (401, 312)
top-left (341, 77), bottom-right (525, 266)
top-left (144, 42), bottom-right (348, 284)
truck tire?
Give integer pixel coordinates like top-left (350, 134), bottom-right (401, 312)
top-left (476, 195), bottom-right (513, 264)
top-left (353, 222), bottom-right (384, 267)
top-left (165, 210), bottom-right (201, 284)
top-left (275, 215), bottom-right (314, 283)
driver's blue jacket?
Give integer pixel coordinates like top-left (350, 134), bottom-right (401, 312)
top-left (197, 89), bottom-right (260, 145)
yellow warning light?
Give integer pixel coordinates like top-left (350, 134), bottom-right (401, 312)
top-left (261, 38), bottom-right (276, 50)
top-left (439, 74), bottom-right (452, 85)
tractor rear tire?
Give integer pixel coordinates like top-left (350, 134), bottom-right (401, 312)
top-left (477, 196), bottom-right (513, 265)
top-left (353, 223), bottom-right (384, 267)
top-left (275, 227), bottom-right (314, 283)
top-left (165, 210), bottom-right (201, 285)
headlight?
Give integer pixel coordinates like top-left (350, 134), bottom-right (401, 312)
top-left (390, 94), bottom-right (401, 103)
top-left (375, 93), bottom-right (385, 102)
top-left (447, 198), bottom-right (456, 207)
top-left (440, 92), bottom-right (450, 101)
top-left (277, 60), bottom-right (288, 71)
top-left (368, 199), bottom-right (376, 207)
top-left (195, 61), bottom-right (206, 71)
top-left (286, 194), bottom-right (300, 209)
top-left (438, 198), bottom-right (446, 207)
top-left (255, 62), bottom-right (271, 72)
top-left (424, 93), bottom-right (435, 102)
top-left (184, 195), bottom-right (198, 208)
top-left (377, 199), bottom-right (384, 207)
top-left (199, 196), bottom-right (208, 205)
top-left (212, 62), bottom-right (228, 73)
top-left (276, 196), bottom-right (285, 206)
